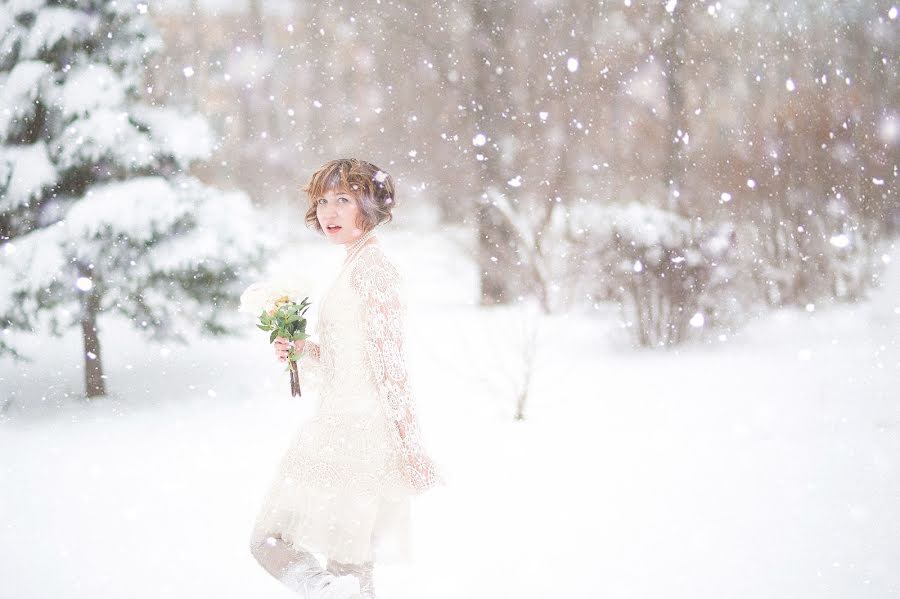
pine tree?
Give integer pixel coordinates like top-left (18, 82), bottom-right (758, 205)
top-left (0, 0), bottom-right (270, 398)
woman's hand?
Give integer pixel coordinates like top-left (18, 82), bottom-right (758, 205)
top-left (406, 452), bottom-right (439, 491)
top-left (274, 337), bottom-right (305, 363)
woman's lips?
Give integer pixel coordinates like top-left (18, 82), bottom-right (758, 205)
top-left (326, 225), bottom-right (342, 234)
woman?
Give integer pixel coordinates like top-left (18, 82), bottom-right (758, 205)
top-left (248, 159), bottom-right (443, 599)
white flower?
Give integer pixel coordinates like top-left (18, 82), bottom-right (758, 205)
top-left (239, 275), bottom-right (314, 315)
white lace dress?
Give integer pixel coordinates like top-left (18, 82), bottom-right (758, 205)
top-left (249, 241), bottom-right (442, 565)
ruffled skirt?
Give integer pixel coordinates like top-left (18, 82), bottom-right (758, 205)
top-left (249, 408), bottom-right (413, 565)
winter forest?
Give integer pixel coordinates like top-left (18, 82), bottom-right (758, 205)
top-left (1, 0), bottom-right (898, 597)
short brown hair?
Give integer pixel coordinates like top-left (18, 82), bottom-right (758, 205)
top-left (302, 158), bottom-right (396, 235)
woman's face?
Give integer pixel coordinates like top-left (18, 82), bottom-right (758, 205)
top-left (315, 187), bottom-right (366, 245)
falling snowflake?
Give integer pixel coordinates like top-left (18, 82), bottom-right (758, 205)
top-left (472, 133), bottom-right (487, 146)
top-left (507, 176), bottom-right (522, 187)
top-left (183, 66), bottom-right (194, 78)
top-left (567, 57), bottom-right (579, 72)
top-left (879, 115), bottom-right (897, 144)
top-left (829, 234), bottom-right (850, 248)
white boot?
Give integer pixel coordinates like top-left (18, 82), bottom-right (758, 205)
top-left (280, 549), bottom-right (362, 599)
top-left (327, 559), bottom-right (377, 599)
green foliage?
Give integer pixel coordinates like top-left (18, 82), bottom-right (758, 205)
top-left (254, 297), bottom-right (313, 363)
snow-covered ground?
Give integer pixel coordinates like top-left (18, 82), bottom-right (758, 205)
top-left (1, 223), bottom-right (898, 599)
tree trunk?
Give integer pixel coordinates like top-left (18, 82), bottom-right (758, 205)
top-left (476, 200), bottom-right (516, 305)
top-left (661, 3), bottom-right (688, 214)
top-left (472, 0), bottom-right (516, 306)
top-left (79, 267), bottom-right (106, 399)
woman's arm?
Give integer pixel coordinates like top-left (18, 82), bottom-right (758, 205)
top-left (350, 248), bottom-right (442, 493)
top-left (296, 339), bottom-right (321, 363)
top-left (296, 338), bottom-right (322, 390)
top-left (273, 335), bottom-right (322, 393)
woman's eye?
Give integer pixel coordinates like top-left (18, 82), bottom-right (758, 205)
top-left (339, 197), bottom-right (349, 203)
top-left (317, 198), bottom-right (326, 204)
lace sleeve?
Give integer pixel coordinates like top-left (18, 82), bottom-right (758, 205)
top-left (350, 247), bottom-right (443, 494)
top-left (296, 339), bottom-right (323, 394)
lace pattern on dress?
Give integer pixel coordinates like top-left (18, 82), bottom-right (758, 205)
top-left (349, 245), bottom-right (443, 494)
top-left (296, 339), bottom-right (323, 395)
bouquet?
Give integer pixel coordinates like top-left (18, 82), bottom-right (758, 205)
top-left (239, 278), bottom-right (313, 397)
